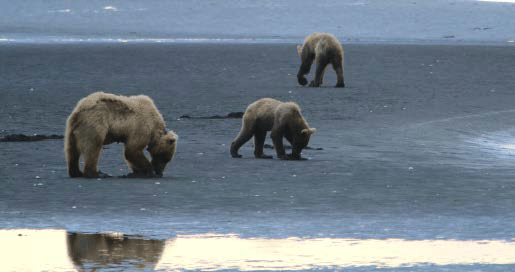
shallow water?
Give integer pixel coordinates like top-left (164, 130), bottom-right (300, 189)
top-left (1, 43), bottom-right (515, 270)
top-left (1, 0), bottom-right (515, 44)
top-left (4, 229), bottom-right (515, 271)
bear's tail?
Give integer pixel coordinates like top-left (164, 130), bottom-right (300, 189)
top-left (65, 117), bottom-right (82, 177)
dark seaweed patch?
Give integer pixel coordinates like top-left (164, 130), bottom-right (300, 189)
top-left (263, 144), bottom-right (323, 151)
top-left (0, 134), bottom-right (64, 142)
top-left (180, 112), bottom-right (244, 120)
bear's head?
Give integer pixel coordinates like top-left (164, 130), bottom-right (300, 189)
top-left (148, 129), bottom-right (178, 177)
top-left (291, 128), bottom-right (316, 159)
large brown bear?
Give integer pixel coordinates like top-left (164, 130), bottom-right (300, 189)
top-left (231, 98), bottom-right (316, 160)
top-left (65, 92), bottom-right (178, 178)
top-left (297, 32), bottom-right (345, 88)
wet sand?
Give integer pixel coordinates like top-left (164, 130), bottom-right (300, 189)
top-left (1, 43), bottom-right (515, 270)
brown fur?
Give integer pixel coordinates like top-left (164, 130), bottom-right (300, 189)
top-left (65, 92), bottom-right (177, 178)
top-left (230, 98), bottom-right (316, 160)
top-left (297, 32), bottom-right (345, 88)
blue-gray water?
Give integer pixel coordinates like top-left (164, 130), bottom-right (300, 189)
top-left (1, 0), bottom-right (514, 44)
top-left (1, 0), bottom-right (515, 271)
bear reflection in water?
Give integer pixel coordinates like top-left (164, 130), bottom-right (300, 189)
top-left (231, 98), bottom-right (316, 160)
top-left (67, 232), bottom-right (164, 270)
top-left (65, 92), bottom-right (178, 178)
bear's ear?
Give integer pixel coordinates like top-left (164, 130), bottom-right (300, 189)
top-left (297, 45), bottom-right (303, 57)
top-left (301, 128), bottom-right (316, 135)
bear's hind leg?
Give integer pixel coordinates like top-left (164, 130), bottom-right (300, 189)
top-left (231, 121), bottom-right (255, 158)
top-left (332, 58), bottom-right (345, 88)
top-left (253, 130), bottom-right (272, 159)
top-left (68, 154), bottom-right (83, 178)
top-left (65, 131), bottom-right (83, 177)
top-left (124, 145), bottom-right (154, 177)
top-left (82, 143), bottom-right (104, 178)
top-left (309, 57), bottom-right (329, 87)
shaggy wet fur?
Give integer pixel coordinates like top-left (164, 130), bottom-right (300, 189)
top-left (231, 98), bottom-right (316, 160)
top-left (65, 92), bottom-right (177, 178)
top-left (297, 32), bottom-right (345, 88)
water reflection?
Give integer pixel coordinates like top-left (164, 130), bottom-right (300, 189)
top-left (0, 229), bottom-right (164, 271)
top-left (67, 232), bottom-right (164, 270)
top-left (1, 229), bottom-right (515, 271)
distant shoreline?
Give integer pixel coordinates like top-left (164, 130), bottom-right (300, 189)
top-left (0, 34), bottom-right (514, 46)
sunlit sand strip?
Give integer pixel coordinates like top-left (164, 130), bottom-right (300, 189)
top-left (0, 229), bottom-right (77, 272)
top-left (155, 234), bottom-right (515, 270)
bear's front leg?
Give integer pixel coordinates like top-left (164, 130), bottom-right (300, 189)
top-left (124, 146), bottom-right (156, 178)
top-left (308, 80), bottom-right (321, 87)
top-left (297, 75), bottom-right (308, 86)
top-left (297, 57), bottom-right (314, 86)
top-left (270, 129), bottom-right (287, 159)
top-left (288, 146), bottom-right (308, 161)
top-left (281, 153), bottom-right (308, 161)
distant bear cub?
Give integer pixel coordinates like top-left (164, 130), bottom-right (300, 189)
top-left (297, 32), bottom-right (345, 88)
top-left (65, 92), bottom-right (178, 178)
top-left (231, 98), bottom-right (316, 160)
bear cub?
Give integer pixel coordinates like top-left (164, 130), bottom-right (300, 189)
top-left (65, 92), bottom-right (178, 178)
top-left (231, 98), bottom-right (316, 160)
top-left (297, 32), bottom-right (345, 88)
